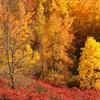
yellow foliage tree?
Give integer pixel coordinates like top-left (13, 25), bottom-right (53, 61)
top-left (32, 0), bottom-right (46, 73)
top-left (0, 0), bottom-right (36, 88)
top-left (78, 36), bottom-right (100, 89)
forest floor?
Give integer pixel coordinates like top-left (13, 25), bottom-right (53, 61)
top-left (0, 76), bottom-right (100, 100)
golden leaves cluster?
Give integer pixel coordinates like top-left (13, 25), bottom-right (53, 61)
top-left (78, 37), bottom-right (100, 89)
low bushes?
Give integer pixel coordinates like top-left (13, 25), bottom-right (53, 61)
top-left (0, 78), bottom-right (100, 100)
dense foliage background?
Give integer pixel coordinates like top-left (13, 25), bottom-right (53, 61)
top-left (0, 0), bottom-right (100, 99)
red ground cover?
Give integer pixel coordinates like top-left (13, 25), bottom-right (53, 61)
top-left (0, 78), bottom-right (100, 100)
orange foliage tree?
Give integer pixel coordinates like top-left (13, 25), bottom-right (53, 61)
top-left (32, 0), bottom-right (75, 85)
top-left (68, 0), bottom-right (100, 57)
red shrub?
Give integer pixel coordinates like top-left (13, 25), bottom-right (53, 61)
top-left (0, 78), bottom-right (100, 100)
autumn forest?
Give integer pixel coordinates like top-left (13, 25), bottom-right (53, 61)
top-left (0, 0), bottom-right (100, 100)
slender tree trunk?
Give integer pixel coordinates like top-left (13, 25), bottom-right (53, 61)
top-left (10, 73), bottom-right (15, 89)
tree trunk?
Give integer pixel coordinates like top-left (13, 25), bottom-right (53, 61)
top-left (9, 73), bottom-right (15, 89)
